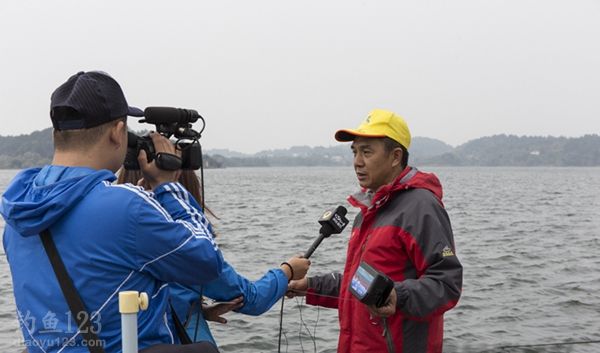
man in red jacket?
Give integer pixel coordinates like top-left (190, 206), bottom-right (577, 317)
top-left (289, 109), bottom-right (463, 353)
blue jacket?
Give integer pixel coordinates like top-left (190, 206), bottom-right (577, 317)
top-left (0, 166), bottom-right (224, 353)
top-left (169, 261), bottom-right (289, 344)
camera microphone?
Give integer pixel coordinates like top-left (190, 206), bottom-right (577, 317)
top-left (143, 107), bottom-right (200, 124)
top-left (304, 206), bottom-right (349, 259)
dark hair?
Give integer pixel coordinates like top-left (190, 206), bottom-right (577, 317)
top-left (53, 116), bottom-right (126, 151)
top-left (382, 137), bottom-right (409, 168)
top-left (116, 168), bottom-right (219, 222)
top-left (177, 170), bottom-right (219, 220)
top-left (116, 168), bottom-right (142, 185)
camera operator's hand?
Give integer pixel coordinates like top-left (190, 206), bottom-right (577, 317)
top-left (139, 132), bottom-right (181, 190)
top-left (280, 256), bottom-right (311, 281)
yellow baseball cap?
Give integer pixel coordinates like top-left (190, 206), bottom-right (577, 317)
top-left (335, 109), bottom-right (411, 149)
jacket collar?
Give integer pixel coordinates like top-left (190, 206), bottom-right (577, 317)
top-left (348, 166), bottom-right (444, 211)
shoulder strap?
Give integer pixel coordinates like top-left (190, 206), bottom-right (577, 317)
top-left (39, 229), bottom-right (106, 353)
top-left (170, 302), bottom-right (193, 344)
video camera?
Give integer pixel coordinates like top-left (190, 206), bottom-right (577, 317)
top-left (124, 107), bottom-right (205, 170)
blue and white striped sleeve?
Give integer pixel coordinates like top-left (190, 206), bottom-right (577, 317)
top-left (202, 260), bottom-right (289, 316)
top-left (132, 182), bottom-right (223, 285)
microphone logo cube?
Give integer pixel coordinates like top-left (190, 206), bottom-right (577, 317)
top-left (318, 206), bottom-right (349, 235)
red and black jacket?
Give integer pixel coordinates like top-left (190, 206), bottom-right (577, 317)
top-left (306, 166), bottom-right (463, 353)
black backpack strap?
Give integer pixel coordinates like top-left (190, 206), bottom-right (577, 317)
top-left (39, 229), bottom-right (106, 353)
top-left (170, 302), bottom-right (193, 345)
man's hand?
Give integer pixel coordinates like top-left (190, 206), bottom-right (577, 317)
top-left (367, 287), bottom-right (397, 318)
top-left (138, 133), bottom-right (181, 190)
top-left (202, 296), bottom-right (244, 324)
top-left (280, 256), bottom-right (311, 281)
top-left (286, 277), bottom-right (308, 298)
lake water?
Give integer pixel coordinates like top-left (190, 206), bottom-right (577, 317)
top-left (1, 167), bottom-right (599, 353)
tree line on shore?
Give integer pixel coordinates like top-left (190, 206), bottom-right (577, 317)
top-left (1, 128), bottom-right (599, 169)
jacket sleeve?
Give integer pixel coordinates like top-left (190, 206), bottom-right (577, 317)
top-left (202, 260), bottom-right (289, 316)
top-left (395, 197), bottom-right (462, 320)
top-left (305, 272), bottom-right (343, 309)
top-left (133, 182), bottom-right (223, 285)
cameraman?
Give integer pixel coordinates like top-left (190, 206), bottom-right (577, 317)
top-left (1, 71), bottom-right (224, 353)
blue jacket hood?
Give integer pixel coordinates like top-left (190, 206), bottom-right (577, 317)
top-left (0, 166), bottom-right (115, 236)
top-left (2, 167), bottom-right (224, 352)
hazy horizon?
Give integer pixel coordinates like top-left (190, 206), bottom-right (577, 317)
top-left (1, 126), bottom-right (597, 155)
top-left (1, 0), bottom-right (599, 154)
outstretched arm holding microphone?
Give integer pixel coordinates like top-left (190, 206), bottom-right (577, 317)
top-left (286, 206), bottom-right (349, 307)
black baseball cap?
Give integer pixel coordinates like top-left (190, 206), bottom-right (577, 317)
top-left (50, 71), bottom-right (144, 130)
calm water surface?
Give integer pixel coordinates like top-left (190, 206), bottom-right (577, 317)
top-left (1, 167), bottom-right (599, 353)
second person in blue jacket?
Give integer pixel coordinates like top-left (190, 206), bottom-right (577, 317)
top-left (117, 168), bottom-right (310, 348)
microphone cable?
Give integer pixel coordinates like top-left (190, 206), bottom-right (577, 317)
top-left (277, 206), bottom-right (349, 353)
top-left (295, 296), bottom-right (317, 353)
top-left (277, 296), bottom-right (319, 353)
top-left (278, 296), bottom-right (287, 353)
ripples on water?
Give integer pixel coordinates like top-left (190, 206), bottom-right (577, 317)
top-left (1, 167), bottom-right (599, 353)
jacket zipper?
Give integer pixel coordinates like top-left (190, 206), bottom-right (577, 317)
top-left (359, 211), bottom-right (397, 353)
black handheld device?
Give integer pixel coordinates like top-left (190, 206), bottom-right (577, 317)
top-left (124, 107), bottom-right (205, 170)
top-left (303, 206), bottom-right (349, 259)
top-left (349, 261), bottom-right (394, 307)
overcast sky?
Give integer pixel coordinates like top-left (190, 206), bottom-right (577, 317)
top-left (1, 0), bottom-right (599, 153)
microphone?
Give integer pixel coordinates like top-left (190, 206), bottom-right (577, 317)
top-left (142, 107), bottom-right (200, 124)
top-left (304, 206), bottom-right (349, 259)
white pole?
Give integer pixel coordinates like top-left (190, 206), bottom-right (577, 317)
top-left (119, 291), bottom-right (149, 353)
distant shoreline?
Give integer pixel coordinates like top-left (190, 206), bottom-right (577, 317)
top-left (1, 129), bottom-right (599, 168)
